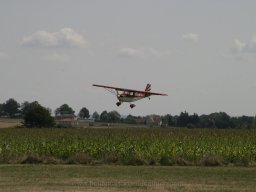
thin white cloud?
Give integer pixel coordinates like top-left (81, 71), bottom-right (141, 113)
top-left (117, 47), bottom-right (171, 58)
top-left (146, 47), bottom-right (172, 57)
top-left (0, 52), bottom-right (8, 59)
top-left (231, 39), bottom-right (247, 54)
top-left (43, 53), bottom-right (70, 62)
top-left (118, 48), bottom-right (144, 58)
top-left (231, 35), bottom-right (256, 54)
top-left (244, 35), bottom-right (256, 53)
top-left (21, 28), bottom-right (87, 48)
top-left (182, 33), bottom-right (199, 42)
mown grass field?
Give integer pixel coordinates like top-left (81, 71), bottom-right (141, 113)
top-left (0, 127), bottom-right (256, 166)
top-left (1, 165), bottom-right (256, 192)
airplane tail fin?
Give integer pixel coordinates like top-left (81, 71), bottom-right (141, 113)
top-left (145, 83), bottom-right (151, 92)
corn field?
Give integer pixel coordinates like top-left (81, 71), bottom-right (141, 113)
top-left (0, 128), bottom-right (256, 165)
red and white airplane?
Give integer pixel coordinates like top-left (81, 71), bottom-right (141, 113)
top-left (92, 84), bottom-right (167, 108)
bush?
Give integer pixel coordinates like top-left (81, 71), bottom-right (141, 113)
top-left (23, 101), bottom-right (55, 128)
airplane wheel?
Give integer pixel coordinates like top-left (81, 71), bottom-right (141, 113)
top-left (116, 102), bottom-right (121, 106)
top-left (130, 104), bottom-right (135, 108)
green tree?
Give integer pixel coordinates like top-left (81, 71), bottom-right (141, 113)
top-left (124, 115), bottom-right (137, 124)
top-left (55, 104), bottom-right (75, 116)
top-left (20, 101), bottom-right (31, 117)
top-left (79, 107), bottom-right (90, 119)
top-left (198, 112), bottom-right (231, 128)
top-left (210, 112), bottom-right (231, 128)
top-left (253, 115), bottom-right (256, 128)
top-left (199, 114), bottom-right (215, 128)
top-left (234, 115), bottom-right (253, 129)
top-left (92, 111), bottom-right (100, 121)
top-left (188, 113), bottom-right (199, 128)
top-left (3, 98), bottom-right (20, 117)
top-left (108, 110), bottom-right (121, 123)
top-left (0, 103), bottom-right (4, 116)
top-left (177, 111), bottom-right (190, 127)
top-left (100, 110), bottom-right (109, 122)
top-left (23, 101), bottom-right (55, 128)
top-left (161, 114), bottom-right (175, 127)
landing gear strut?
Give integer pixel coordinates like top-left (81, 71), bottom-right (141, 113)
top-left (116, 102), bottom-right (121, 106)
top-left (130, 104), bottom-right (136, 109)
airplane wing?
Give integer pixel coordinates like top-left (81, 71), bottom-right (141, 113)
top-left (92, 84), bottom-right (168, 96)
top-left (144, 91), bottom-right (168, 96)
top-left (92, 84), bottom-right (130, 91)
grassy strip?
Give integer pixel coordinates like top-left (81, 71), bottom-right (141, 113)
top-left (1, 165), bottom-right (256, 191)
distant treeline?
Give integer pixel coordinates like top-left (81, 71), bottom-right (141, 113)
top-left (0, 98), bottom-right (256, 129)
top-left (123, 112), bottom-right (256, 129)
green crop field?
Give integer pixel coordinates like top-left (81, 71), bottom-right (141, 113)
top-left (0, 127), bottom-right (256, 166)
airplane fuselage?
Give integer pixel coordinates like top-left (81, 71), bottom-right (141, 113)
top-left (118, 95), bottom-right (144, 102)
top-left (117, 92), bottom-right (149, 103)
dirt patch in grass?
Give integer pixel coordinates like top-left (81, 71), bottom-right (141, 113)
top-left (0, 119), bottom-right (21, 128)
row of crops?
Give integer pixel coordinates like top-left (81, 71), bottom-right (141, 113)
top-left (0, 127), bottom-right (256, 165)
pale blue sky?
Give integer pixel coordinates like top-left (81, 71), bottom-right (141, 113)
top-left (1, 0), bottom-right (256, 116)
